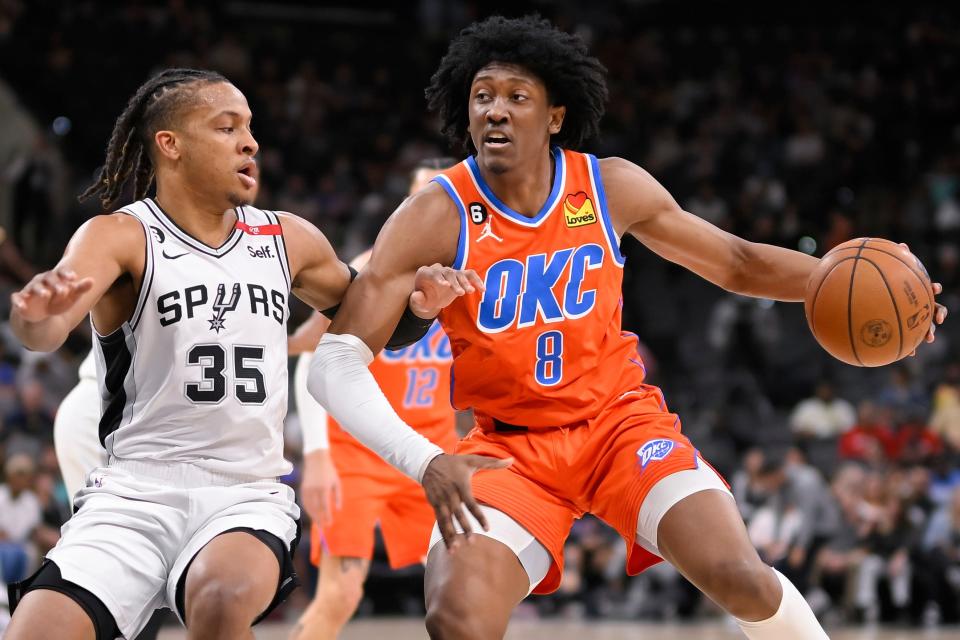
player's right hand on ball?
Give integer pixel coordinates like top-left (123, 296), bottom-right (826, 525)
top-left (422, 453), bottom-right (513, 550)
top-left (301, 449), bottom-right (342, 528)
top-left (11, 267), bottom-right (93, 323)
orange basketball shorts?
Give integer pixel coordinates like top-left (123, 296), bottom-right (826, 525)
top-left (310, 446), bottom-right (436, 570)
top-left (459, 384), bottom-right (711, 594)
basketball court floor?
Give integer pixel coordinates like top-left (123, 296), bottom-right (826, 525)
top-left (156, 618), bottom-right (960, 639)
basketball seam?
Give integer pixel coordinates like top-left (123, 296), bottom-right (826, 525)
top-left (809, 255), bottom-right (859, 344)
top-left (859, 246), bottom-right (935, 314)
top-left (846, 239), bottom-right (869, 367)
top-left (859, 256), bottom-right (904, 361)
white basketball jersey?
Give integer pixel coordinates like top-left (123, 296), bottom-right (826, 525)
top-left (93, 198), bottom-right (293, 478)
top-left (78, 350), bottom-right (96, 381)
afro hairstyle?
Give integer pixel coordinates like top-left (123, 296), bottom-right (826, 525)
top-left (425, 15), bottom-right (608, 154)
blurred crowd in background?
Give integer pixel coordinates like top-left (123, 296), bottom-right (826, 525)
top-left (1, 0), bottom-right (960, 630)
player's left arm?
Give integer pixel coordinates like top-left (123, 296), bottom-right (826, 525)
top-left (602, 157), bottom-right (817, 301)
top-left (276, 212), bottom-right (353, 312)
top-left (602, 157), bottom-right (946, 338)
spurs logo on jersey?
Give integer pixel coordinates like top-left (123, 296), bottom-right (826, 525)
top-left (208, 283), bottom-right (241, 333)
top-left (157, 283), bottom-right (286, 328)
top-left (93, 198), bottom-right (294, 478)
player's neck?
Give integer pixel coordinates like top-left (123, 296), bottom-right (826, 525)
top-left (479, 149), bottom-right (555, 219)
top-left (154, 183), bottom-right (238, 247)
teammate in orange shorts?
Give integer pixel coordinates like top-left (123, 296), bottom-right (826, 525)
top-left (306, 16), bottom-right (946, 640)
top-left (289, 159), bottom-right (459, 640)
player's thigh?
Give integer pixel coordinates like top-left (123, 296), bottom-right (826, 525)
top-left (655, 487), bottom-right (778, 609)
top-left (181, 531), bottom-right (280, 625)
top-left (40, 487), bottom-right (174, 638)
top-left (4, 589), bottom-right (95, 640)
top-left (169, 481), bottom-right (300, 626)
top-left (425, 532), bottom-right (531, 636)
top-left (633, 456), bottom-right (732, 555)
top-left (426, 506), bottom-right (550, 606)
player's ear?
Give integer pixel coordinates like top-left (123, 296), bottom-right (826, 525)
top-left (154, 130), bottom-right (181, 161)
top-left (548, 105), bottom-right (565, 135)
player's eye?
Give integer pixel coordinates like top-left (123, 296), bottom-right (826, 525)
top-left (219, 127), bottom-right (235, 133)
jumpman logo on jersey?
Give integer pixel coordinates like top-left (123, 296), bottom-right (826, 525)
top-left (208, 283), bottom-right (241, 333)
top-left (477, 218), bottom-right (503, 243)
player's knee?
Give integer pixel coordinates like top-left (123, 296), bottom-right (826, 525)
top-left (322, 572), bottom-right (364, 621)
top-left (702, 558), bottom-right (780, 619)
top-left (425, 592), bottom-right (486, 639)
top-left (186, 575), bottom-right (260, 628)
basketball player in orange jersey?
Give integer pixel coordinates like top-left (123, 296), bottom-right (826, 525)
top-left (3, 68), bottom-right (483, 640)
top-left (306, 16), bottom-right (947, 640)
top-left (288, 159), bottom-right (458, 640)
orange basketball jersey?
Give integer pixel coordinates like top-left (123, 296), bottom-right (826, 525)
top-left (433, 148), bottom-right (646, 429)
top-left (328, 321), bottom-right (457, 451)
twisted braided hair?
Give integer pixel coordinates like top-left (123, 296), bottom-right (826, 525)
top-left (79, 68), bottom-right (229, 210)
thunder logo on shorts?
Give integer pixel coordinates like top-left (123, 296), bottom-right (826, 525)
top-left (432, 148), bottom-right (648, 429)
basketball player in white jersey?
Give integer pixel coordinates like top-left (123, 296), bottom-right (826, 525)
top-left (4, 68), bottom-right (489, 640)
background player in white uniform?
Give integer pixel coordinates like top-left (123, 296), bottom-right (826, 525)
top-left (4, 68), bottom-right (478, 640)
top-left (52, 351), bottom-right (104, 509)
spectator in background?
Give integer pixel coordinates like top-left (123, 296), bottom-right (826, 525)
top-left (0, 378), bottom-right (53, 459)
top-left (746, 455), bottom-right (804, 568)
top-left (791, 381), bottom-right (857, 476)
top-left (30, 468), bottom-right (66, 556)
top-left (890, 412), bottom-right (943, 466)
top-left (731, 447), bottom-right (767, 523)
top-left (878, 367), bottom-right (929, 423)
top-left (917, 486), bottom-right (960, 623)
top-left (931, 362), bottom-right (960, 451)
top-left (928, 455), bottom-right (960, 507)
top-left (0, 453), bottom-right (40, 583)
top-left (809, 465), bottom-right (870, 620)
top-left (854, 478), bottom-right (919, 622)
top-left (791, 381), bottom-right (857, 440)
top-left (840, 401), bottom-right (896, 463)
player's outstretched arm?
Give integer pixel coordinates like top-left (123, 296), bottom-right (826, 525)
top-left (10, 214), bottom-right (142, 351)
top-left (306, 185), bottom-right (509, 549)
top-left (604, 158), bottom-right (947, 341)
top-left (601, 157), bottom-right (819, 302)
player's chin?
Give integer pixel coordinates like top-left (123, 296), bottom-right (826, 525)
top-left (482, 156), bottom-right (512, 176)
top-left (227, 188), bottom-right (257, 207)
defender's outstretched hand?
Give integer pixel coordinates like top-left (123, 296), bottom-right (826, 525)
top-left (422, 453), bottom-right (513, 550)
top-left (11, 268), bottom-right (94, 324)
top-left (410, 264), bottom-right (484, 318)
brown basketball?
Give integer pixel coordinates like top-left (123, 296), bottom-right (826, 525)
top-left (804, 238), bottom-right (935, 367)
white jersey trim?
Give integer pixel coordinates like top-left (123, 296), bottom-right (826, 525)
top-left (259, 209), bottom-right (292, 291)
top-left (143, 198), bottom-right (247, 258)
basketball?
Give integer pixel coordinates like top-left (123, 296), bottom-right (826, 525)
top-left (804, 238), bottom-right (935, 367)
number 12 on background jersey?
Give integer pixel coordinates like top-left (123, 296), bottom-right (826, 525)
top-left (404, 367), bottom-right (439, 408)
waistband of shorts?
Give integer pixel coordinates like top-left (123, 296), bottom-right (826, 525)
top-left (108, 457), bottom-right (277, 487)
